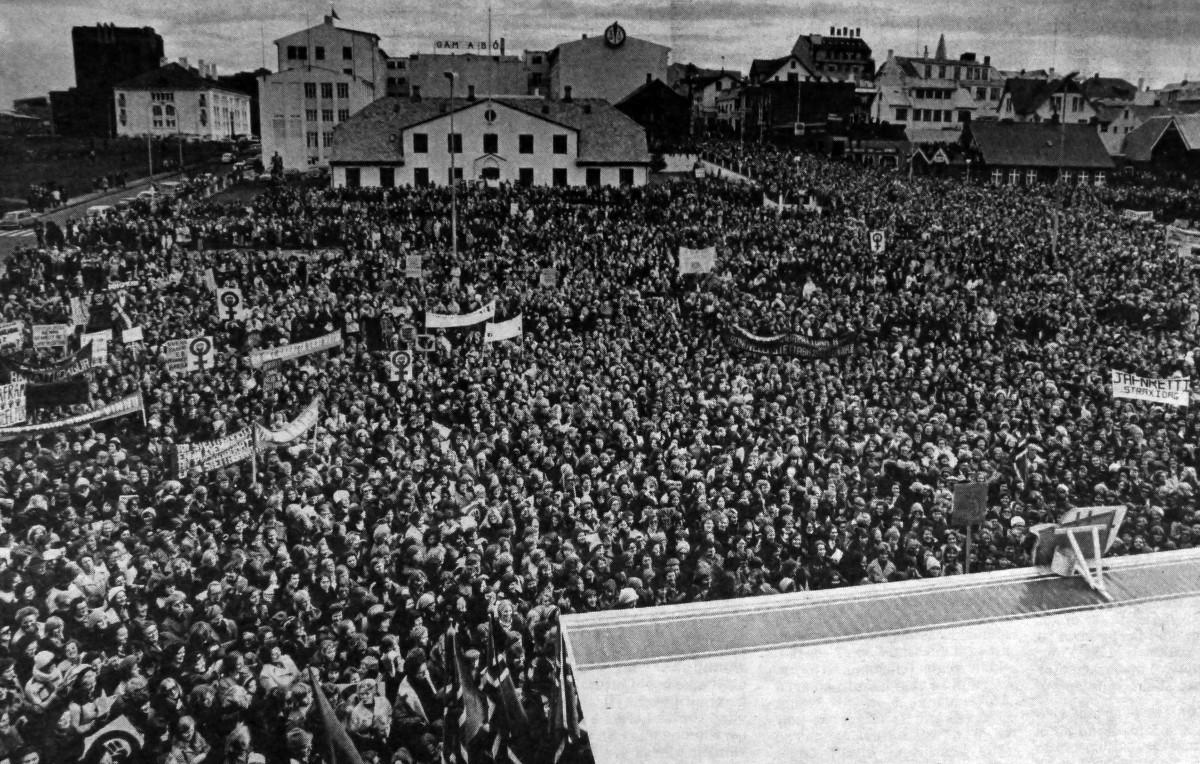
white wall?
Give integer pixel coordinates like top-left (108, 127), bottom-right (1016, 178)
top-left (114, 87), bottom-right (251, 139)
top-left (259, 67), bottom-right (377, 170)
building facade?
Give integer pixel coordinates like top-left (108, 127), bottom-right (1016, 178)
top-left (50, 23), bottom-right (165, 136)
top-left (114, 63), bottom-right (251, 139)
top-left (259, 14), bottom-right (388, 170)
top-left (394, 53), bottom-right (528, 99)
top-left (547, 23), bottom-right (669, 104)
top-left (791, 27), bottom-right (875, 84)
top-left (874, 37), bottom-right (1003, 132)
top-left (966, 121), bottom-right (1114, 186)
top-left (329, 95), bottom-right (651, 188)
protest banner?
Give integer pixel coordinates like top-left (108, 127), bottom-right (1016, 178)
top-left (540, 267), bottom-right (558, 288)
top-left (261, 360), bottom-right (285, 393)
top-left (256, 397), bottom-right (322, 447)
top-left (484, 315), bottom-right (523, 344)
top-left (405, 255), bottom-right (424, 279)
top-left (203, 268), bottom-right (217, 291)
top-left (0, 344), bottom-right (93, 383)
top-left (425, 301), bottom-right (496, 329)
top-left (69, 296), bottom-right (90, 326)
top-left (724, 324), bottom-right (856, 358)
top-left (678, 246), bottom-right (716, 275)
top-left (216, 287), bottom-right (249, 321)
top-left (388, 350), bottom-right (414, 382)
top-left (173, 429), bottom-right (256, 478)
top-left (0, 322), bottom-right (22, 351)
top-left (0, 394), bottom-right (142, 439)
top-left (0, 382), bottom-right (26, 427)
top-left (1122, 209), bottom-right (1154, 222)
top-left (25, 378), bottom-right (90, 409)
top-left (1110, 371), bottom-right (1190, 407)
top-left (248, 330), bottom-right (342, 368)
top-left (32, 324), bottom-right (70, 351)
top-left (121, 326), bottom-right (144, 345)
top-left (81, 331), bottom-right (110, 364)
top-left (869, 230), bottom-right (887, 254)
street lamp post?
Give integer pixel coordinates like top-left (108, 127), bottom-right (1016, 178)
top-left (444, 71), bottom-right (458, 260)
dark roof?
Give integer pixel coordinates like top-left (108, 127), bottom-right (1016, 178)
top-left (1080, 76), bottom-right (1137, 102)
top-left (968, 121), bottom-right (1114, 169)
top-left (749, 56), bottom-right (794, 82)
top-left (616, 78), bottom-right (688, 109)
top-left (1122, 116), bottom-right (1173, 162)
top-left (1002, 77), bottom-right (1062, 116)
top-left (114, 63), bottom-right (242, 94)
top-left (331, 97), bottom-right (650, 165)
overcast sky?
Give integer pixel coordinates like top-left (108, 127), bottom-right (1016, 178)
top-left (2, 0), bottom-right (1197, 108)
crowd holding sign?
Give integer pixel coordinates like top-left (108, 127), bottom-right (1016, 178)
top-left (484, 314), bottom-right (523, 344)
top-left (216, 287), bottom-right (249, 321)
top-left (1110, 371), bottom-right (1191, 407)
top-left (0, 322), bottom-right (22, 351)
top-left (0, 343), bottom-right (93, 383)
top-left (248, 329), bottom-right (342, 368)
top-left (425, 300), bottom-right (496, 329)
top-left (32, 323), bottom-right (70, 349)
top-left (0, 393), bottom-right (142, 438)
top-left (0, 381), bottom-right (25, 427)
top-left (173, 429), bottom-right (256, 477)
top-left (724, 323), bottom-right (856, 358)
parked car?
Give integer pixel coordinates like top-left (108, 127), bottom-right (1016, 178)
top-left (158, 181), bottom-right (184, 197)
top-left (116, 197), bottom-right (138, 210)
top-left (0, 209), bottom-right (36, 229)
top-left (86, 204), bottom-right (115, 220)
top-left (136, 189), bottom-right (158, 201)
top-left (221, 152), bottom-right (235, 163)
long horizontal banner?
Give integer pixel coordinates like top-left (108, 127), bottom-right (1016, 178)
top-left (1122, 209), bottom-right (1154, 222)
top-left (725, 324), bottom-right (856, 358)
top-left (256, 396), bottom-right (322, 446)
top-left (26, 378), bottom-right (90, 409)
top-left (1110, 371), bottom-right (1190, 407)
top-left (248, 331), bottom-right (342, 369)
top-left (174, 429), bottom-right (255, 478)
top-left (0, 393), bottom-right (142, 440)
top-left (0, 344), bottom-right (94, 384)
top-left (484, 314), bottom-right (523, 344)
top-left (425, 301), bottom-right (496, 329)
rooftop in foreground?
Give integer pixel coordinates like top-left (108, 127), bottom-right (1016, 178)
top-left (563, 549), bottom-right (1200, 763)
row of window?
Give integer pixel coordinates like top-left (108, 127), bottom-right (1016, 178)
top-left (150, 92), bottom-right (174, 102)
top-left (410, 132), bottom-right (569, 155)
top-left (286, 45), bottom-right (354, 61)
top-left (306, 131), bottom-right (336, 148)
top-left (304, 82), bottom-right (351, 100)
top-left (342, 166), bottom-right (635, 188)
top-left (923, 64), bottom-right (990, 81)
top-left (304, 108), bottom-right (350, 122)
top-left (989, 168), bottom-right (1106, 186)
top-left (912, 88), bottom-right (953, 101)
top-left (974, 87), bottom-right (1002, 101)
top-left (895, 108), bottom-right (963, 123)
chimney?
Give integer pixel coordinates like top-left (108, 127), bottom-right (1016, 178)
top-left (887, 49), bottom-right (893, 60)
top-left (563, 85), bottom-right (573, 102)
top-left (646, 72), bottom-right (653, 83)
top-left (1049, 67), bottom-right (1055, 78)
top-left (1138, 77), bottom-right (1145, 91)
top-left (411, 85), bottom-right (421, 102)
top-left (923, 46), bottom-right (929, 59)
top-left (842, 27), bottom-right (849, 37)
top-left (583, 103), bottom-right (592, 114)
top-left (467, 84), bottom-right (476, 100)
top-left (179, 56), bottom-right (188, 68)
top-left (855, 27), bottom-right (861, 38)
top-left (581, 34), bottom-right (587, 39)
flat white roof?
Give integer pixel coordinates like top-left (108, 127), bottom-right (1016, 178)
top-left (564, 550), bottom-right (1200, 763)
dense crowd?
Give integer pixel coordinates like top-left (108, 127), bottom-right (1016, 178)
top-left (0, 138), bottom-right (1196, 764)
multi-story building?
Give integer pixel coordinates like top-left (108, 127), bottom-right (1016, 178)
top-left (329, 92), bottom-right (651, 188)
top-left (113, 62), bottom-right (251, 139)
top-left (997, 76), bottom-right (1099, 125)
top-left (49, 23), bottom-right (165, 136)
top-left (258, 13), bottom-right (388, 170)
top-left (791, 26), bottom-right (875, 84)
top-left (392, 53), bottom-right (527, 100)
top-left (546, 22), bottom-right (669, 104)
top-left (874, 36), bottom-right (1003, 136)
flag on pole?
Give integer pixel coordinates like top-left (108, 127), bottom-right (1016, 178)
top-left (308, 668), bottom-right (365, 764)
top-left (550, 630), bottom-right (586, 764)
top-left (443, 625), bottom-right (488, 764)
top-left (481, 614), bottom-right (532, 764)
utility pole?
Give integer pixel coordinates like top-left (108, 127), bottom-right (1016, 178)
top-left (444, 71), bottom-right (458, 260)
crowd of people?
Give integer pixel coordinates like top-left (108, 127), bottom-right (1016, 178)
top-left (0, 137), bottom-right (1196, 764)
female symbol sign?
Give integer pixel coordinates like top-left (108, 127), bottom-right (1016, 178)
top-left (188, 336), bottom-right (213, 371)
top-left (219, 291), bottom-right (242, 320)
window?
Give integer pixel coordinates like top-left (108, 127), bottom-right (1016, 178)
top-left (481, 166), bottom-right (500, 181)
top-left (308, 155), bottom-right (319, 166)
top-left (1060, 169), bottom-right (1073, 184)
top-left (932, 110), bottom-right (942, 122)
top-left (119, 109), bottom-right (127, 126)
top-left (313, 46), bottom-right (324, 61)
top-left (1094, 172), bottom-right (1105, 187)
top-left (322, 131), bottom-right (333, 147)
top-left (990, 87), bottom-right (1000, 100)
top-left (944, 110), bottom-right (953, 122)
top-left (198, 94), bottom-right (206, 108)
top-left (532, 55), bottom-right (542, 64)
top-left (518, 167), bottom-right (534, 186)
top-left (483, 133), bottom-right (498, 154)
top-left (976, 87), bottom-right (986, 100)
top-left (412, 133), bottom-right (428, 153)
top-left (306, 109), bottom-right (317, 122)
top-left (345, 167), bottom-right (360, 188)
top-left (788, 72), bottom-right (799, 83)
top-left (380, 167), bottom-right (394, 188)
top-left (586, 168), bottom-right (601, 187)
top-left (151, 105), bottom-right (163, 128)
top-left (553, 134), bottom-right (568, 154)
top-left (343, 68), bottom-right (353, 76)
top-left (1008, 169), bottom-right (1020, 185)
top-left (894, 107), bottom-right (908, 122)
top-left (1026, 169), bottom-right (1037, 185)
top-left (924, 65), bottom-right (931, 78)
top-left (304, 83), bottom-right (317, 99)
top-left (939, 66), bottom-right (946, 78)
top-left (619, 167), bottom-right (634, 186)
top-left (343, 46), bottom-right (353, 60)
top-left (518, 134), bottom-right (534, 154)
top-left (322, 109), bottom-right (334, 122)
top-left (337, 83), bottom-right (349, 99)
top-left (307, 131), bottom-right (319, 148)
top-left (117, 93), bottom-right (125, 107)
top-left (151, 92), bottom-right (174, 102)
top-left (447, 133), bottom-right (462, 153)
top-left (1077, 170), bottom-right (1089, 185)
top-left (414, 167), bottom-right (429, 186)
top-left (991, 169), bottom-right (1003, 185)
top-left (552, 168), bottom-right (567, 187)
top-left (287, 45), bottom-right (308, 60)
top-left (1100, 124), bottom-right (1109, 133)
top-left (321, 83), bottom-right (333, 99)
top-left (448, 167), bottom-right (463, 183)
top-left (337, 109), bottom-right (349, 122)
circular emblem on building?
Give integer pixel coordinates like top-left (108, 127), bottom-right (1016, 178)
top-left (484, 108), bottom-right (497, 123)
top-left (604, 21), bottom-right (626, 48)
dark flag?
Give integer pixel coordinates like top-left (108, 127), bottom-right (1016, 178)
top-left (308, 668), bottom-right (366, 764)
top-left (26, 378), bottom-right (91, 409)
top-left (443, 625), bottom-right (488, 764)
top-left (549, 630), bottom-right (590, 764)
top-left (481, 615), bottom-right (532, 764)
top-left (361, 314), bottom-right (386, 352)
